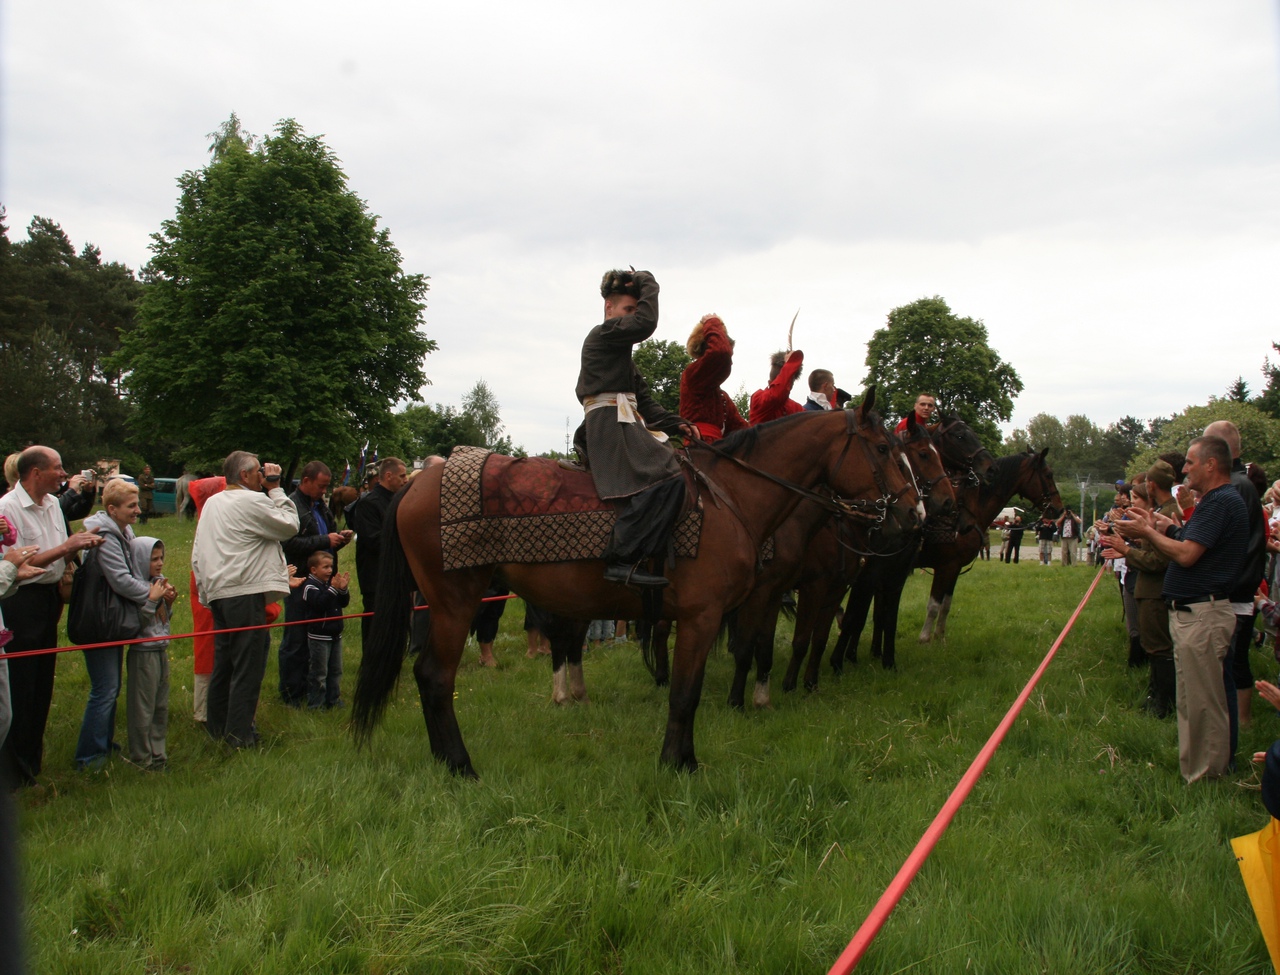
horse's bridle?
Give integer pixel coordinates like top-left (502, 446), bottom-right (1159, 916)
top-left (933, 417), bottom-right (993, 490)
top-left (689, 409), bottom-right (913, 526)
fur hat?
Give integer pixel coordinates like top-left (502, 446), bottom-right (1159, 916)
top-left (686, 314), bottom-right (725, 358)
top-left (1146, 459), bottom-right (1176, 492)
top-left (600, 269), bottom-right (642, 300)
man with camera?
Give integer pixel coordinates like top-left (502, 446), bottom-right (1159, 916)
top-left (279, 461), bottom-right (352, 706)
top-left (192, 451), bottom-right (299, 748)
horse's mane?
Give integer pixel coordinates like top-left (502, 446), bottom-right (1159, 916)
top-left (714, 412), bottom-right (808, 458)
top-left (982, 451), bottom-right (1041, 505)
top-left (712, 408), bottom-right (883, 460)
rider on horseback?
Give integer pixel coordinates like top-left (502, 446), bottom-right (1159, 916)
top-left (894, 392), bottom-right (937, 433)
top-left (678, 313), bottom-right (748, 443)
top-left (574, 269), bottom-right (699, 589)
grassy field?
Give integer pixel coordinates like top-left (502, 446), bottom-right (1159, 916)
top-left (13, 513), bottom-right (1278, 973)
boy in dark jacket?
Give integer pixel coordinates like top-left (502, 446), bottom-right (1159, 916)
top-left (300, 551), bottom-right (350, 710)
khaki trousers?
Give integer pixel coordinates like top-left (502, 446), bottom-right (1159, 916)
top-left (1170, 600), bottom-right (1234, 783)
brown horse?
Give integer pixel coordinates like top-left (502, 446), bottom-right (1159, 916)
top-left (328, 485), bottom-right (360, 525)
top-left (830, 449), bottom-right (1062, 674)
top-left (916, 448), bottom-right (1062, 642)
top-left (352, 398), bottom-right (919, 776)
top-left (778, 415), bottom-right (994, 687)
top-left (723, 411), bottom-right (949, 708)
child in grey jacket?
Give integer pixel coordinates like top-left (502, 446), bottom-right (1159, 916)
top-left (129, 536), bottom-right (177, 770)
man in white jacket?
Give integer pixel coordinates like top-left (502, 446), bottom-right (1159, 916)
top-left (192, 451), bottom-right (298, 747)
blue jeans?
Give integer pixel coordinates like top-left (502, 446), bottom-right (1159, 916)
top-left (74, 646), bottom-right (123, 767)
top-left (306, 635), bottom-right (343, 709)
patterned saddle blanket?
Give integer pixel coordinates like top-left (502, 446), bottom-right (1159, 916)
top-left (438, 446), bottom-right (702, 571)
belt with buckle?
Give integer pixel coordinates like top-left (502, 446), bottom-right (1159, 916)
top-left (1165, 594), bottom-right (1228, 611)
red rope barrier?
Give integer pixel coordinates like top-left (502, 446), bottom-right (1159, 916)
top-left (0, 593), bottom-right (518, 661)
top-left (827, 564), bottom-right (1108, 974)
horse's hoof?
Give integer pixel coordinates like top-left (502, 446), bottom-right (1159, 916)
top-left (753, 685), bottom-right (772, 709)
top-left (780, 680), bottom-right (796, 693)
top-left (804, 680), bottom-right (818, 693)
top-left (569, 665), bottom-right (588, 702)
top-left (660, 751), bottom-right (699, 773)
top-left (447, 760), bottom-right (480, 780)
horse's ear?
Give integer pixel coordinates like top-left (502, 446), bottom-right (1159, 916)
top-left (906, 411), bottom-right (917, 432)
top-left (862, 385), bottom-right (876, 413)
top-left (1038, 447), bottom-right (1050, 462)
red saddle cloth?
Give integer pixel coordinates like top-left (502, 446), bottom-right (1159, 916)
top-left (438, 446), bottom-right (701, 570)
top-left (480, 455), bottom-right (611, 518)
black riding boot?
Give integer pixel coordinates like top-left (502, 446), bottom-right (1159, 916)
top-left (1127, 635), bottom-right (1147, 669)
top-left (1144, 656), bottom-right (1176, 718)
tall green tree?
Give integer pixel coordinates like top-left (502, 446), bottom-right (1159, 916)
top-left (0, 211), bottom-right (144, 466)
top-left (395, 403), bottom-right (482, 459)
top-left (632, 339), bottom-right (690, 414)
top-left (1254, 342), bottom-right (1280, 420)
top-left (460, 379), bottom-right (511, 452)
top-left (114, 117), bottom-right (435, 473)
top-left (862, 296), bottom-right (1022, 446)
top-left (1226, 376), bottom-right (1250, 402)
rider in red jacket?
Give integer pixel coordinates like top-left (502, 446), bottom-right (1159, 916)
top-left (748, 349), bottom-right (805, 425)
top-left (678, 314), bottom-right (748, 443)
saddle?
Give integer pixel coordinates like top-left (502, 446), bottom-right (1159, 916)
top-left (438, 447), bottom-right (702, 571)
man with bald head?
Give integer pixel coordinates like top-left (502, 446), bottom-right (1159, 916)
top-left (1116, 435), bottom-right (1247, 783)
top-left (1204, 419), bottom-right (1266, 762)
top-left (0, 447), bottom-right (104, 785)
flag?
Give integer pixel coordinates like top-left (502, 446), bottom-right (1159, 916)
top-left (341, 459), bottom-right (350, 487)
top-left (1233, 817), bottom-right (1280, 969)
top-left (370, 445), bottom-right (379, 474)
top-left (357, 441), bottom-right (369, 479)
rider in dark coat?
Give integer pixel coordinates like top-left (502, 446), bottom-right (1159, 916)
top-left (574, 269), bottom-right (698, 588)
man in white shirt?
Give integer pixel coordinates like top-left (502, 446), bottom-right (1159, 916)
top-left (192, 450), bottom-right (298, 748)
top-left (0, 447), bottom-right (103, 786)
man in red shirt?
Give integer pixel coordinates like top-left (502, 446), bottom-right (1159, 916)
top-left (894, 393), bottom-right (937, 434)
top-left (678, 314), bottom-right (748, 443)
top-left (748, 349), bottom-right (805, 425)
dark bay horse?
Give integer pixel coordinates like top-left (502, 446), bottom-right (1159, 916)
top-left (352, 399), bottom-right (919, 776)
top-left (780, 415), bottom-right (994, 686)
top-left (831, 448), bottom-right (1063, 674)
top-left (724, 411), bottom-right (947, 709)
top-left (916, 448), bottom-right (1062, 642)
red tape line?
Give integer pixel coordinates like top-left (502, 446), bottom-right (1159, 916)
top-left (826, 564), bottom-right (1107, 974)
top-left (0, 594), bottom-right (517, 660)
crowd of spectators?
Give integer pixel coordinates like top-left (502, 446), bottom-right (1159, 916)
top-left (0, 448), bottom-right (418, 785)
top-left (1094, 422), bottom-right (1270, 784)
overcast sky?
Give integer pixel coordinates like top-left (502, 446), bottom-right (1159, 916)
top-left (4, 2), bottom-right (1279, 454)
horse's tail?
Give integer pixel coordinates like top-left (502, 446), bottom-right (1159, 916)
top-left (352, 489), bottom-right (416, 746)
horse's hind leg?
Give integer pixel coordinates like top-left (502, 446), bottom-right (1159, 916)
top-left (412, 606), bottom-right (480, 778)
top-left (545, 614), bottom-right (590, 704)
top-left (834, 581), bottom-right (873, 674)
top-left (919, 571), bottom-right (950, 643)
top-left (934, 593), bottom-right (954, 641)
top-left (661, 611), bottom-right (719, 772)
top-left (726, 613), bottom-right (754, 711)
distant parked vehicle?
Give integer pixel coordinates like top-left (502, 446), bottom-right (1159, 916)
top-left (153, 477), bottom-right (178, 515)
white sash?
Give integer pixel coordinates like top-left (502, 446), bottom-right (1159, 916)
top-left (583, 393), bottom-right (669, 443)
